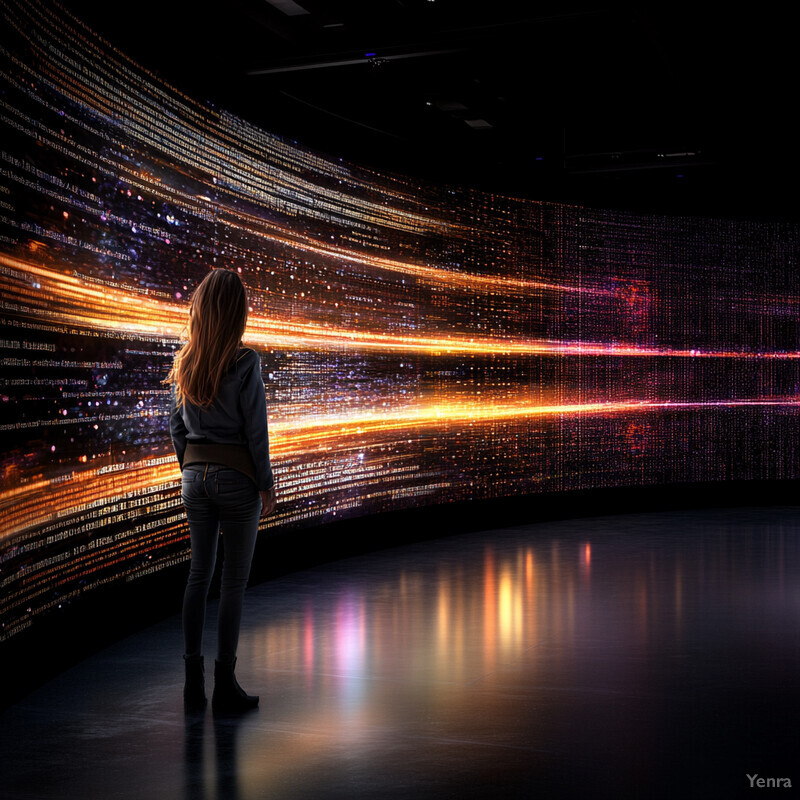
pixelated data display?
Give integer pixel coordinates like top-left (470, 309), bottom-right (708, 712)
top-left (1, 0), bottom-right (799, 643)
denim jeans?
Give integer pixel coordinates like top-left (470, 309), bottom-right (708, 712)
top-left (181, 464), bottom-right (261, 664)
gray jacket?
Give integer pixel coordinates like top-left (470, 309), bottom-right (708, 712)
top-left (169, 348), bottom-right (275, 491)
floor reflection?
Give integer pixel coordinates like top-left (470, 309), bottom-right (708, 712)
top-left (2, 507), bottom-right (799, 799)
top-left (219, 507), bottom-right (800, 798)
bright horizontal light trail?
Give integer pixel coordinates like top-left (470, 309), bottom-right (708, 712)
top-left (268, 397), bottom-right (800, 454)
top-left (2, 254), bottom-right (798, 360)
top-left (3, 395), bottom-right (798, 541)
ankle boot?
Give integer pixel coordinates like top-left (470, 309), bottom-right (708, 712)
top-left (212, 658), bottom-right (259, 713)
top-left (183, 655), bottom-right (207, 712)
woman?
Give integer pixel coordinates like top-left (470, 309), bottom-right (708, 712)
top-left (167, 269), bottom-right (276, 713)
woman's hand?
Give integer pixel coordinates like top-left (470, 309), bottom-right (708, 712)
top-left (259, 486), bottom-right (277, 517)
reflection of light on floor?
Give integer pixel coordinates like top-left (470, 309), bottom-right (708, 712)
top-left (304, 603), bottom-right (315, 681)
top-left (524, 548), bottom-right (540, 654)
top-left (582, 541), bottom-right (592, 577)
top-left (436, 581), bottom-right (449, 653)
top-left (498, 566), bottom-right (523, 652)
top-left (335, 594), bottom-right (366, 715)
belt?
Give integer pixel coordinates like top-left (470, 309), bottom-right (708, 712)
top-left (183, 441), bottom-right (257, 485)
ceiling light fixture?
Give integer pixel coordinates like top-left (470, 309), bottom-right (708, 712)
top-left (264, 0), bottom-right (310, 16)
top-left (249, 49), bottom-right (460, 75)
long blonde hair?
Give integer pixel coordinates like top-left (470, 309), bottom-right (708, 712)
top-left (166, 269), bottom-right (248, 408)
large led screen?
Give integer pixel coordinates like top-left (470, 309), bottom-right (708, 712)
top-left (2, 0), bottom-right (799, 646)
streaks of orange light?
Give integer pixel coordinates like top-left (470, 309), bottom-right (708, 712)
top-left (4, 395), bottom-right (799, 543)
top-left (266, 397), bottom-right (800, 456)
top-left (1, 459), bottom-right (180, 544)
top-left (210, 204), bottom-right (604, 297)
top-left (1, 251), bottom-right (601, 356)
top-left (3, 254), bottom-right (800, 360)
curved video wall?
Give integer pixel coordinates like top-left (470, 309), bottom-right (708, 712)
top-left (2, 0), bottom-right (800, 645)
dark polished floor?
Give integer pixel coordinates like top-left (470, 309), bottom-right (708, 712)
top-left (2, 506), bottom-right (799, 800)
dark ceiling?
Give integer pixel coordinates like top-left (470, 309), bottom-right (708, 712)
top-left (61, 0), bottom-right (798, 220)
